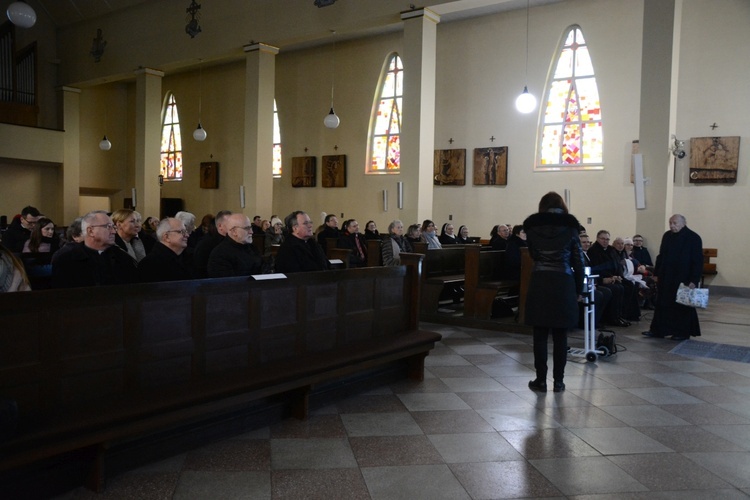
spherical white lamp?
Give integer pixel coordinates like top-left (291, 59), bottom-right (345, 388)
top-left (7, 1), bottom-right (36, 28)
top-left (193, 122), bottom-right (207, 141)
top-left (323, 108), bottom-right (340, 129)
top-left (515, 86), bottom-right (537, 114)
top-left (99, 135), bottom-right (112, 151)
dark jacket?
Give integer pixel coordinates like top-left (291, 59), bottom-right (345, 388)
top-left (51, 242), bottom-right (138, 288)
top-left (337, 232), bottom-right (367, 268)
top-left (502, 234), bottom-right (527, 281)
top-left (523, 211), bottom-right (585, 328)
top-left (631, 246), bottom-right (653, 267)
top-left (193, 232), bottom-right (224, 278)
top-left (587, 241), bottom-right (621, 279)
top-left (138, 242), bottom-right (194, 283)
top-left (2, 217), bottom-right (31, 253)
top-left (275, 236), bottom-right (330, 273)
top-left (316, 226), bottom-right (340, 253)
top-left (207, 237), bottom-right (264, 278)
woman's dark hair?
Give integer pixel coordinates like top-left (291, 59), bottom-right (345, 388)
top-left (421, 219), bottom-right (434, 232)
top-left (28, 217), bottom-right (54, 253)
top-left (512, 224), bottom-right (524, 237)
top-left (538, 191), bottom-right (568, 214)
top-left (490, 224), bottom-right (499, 237)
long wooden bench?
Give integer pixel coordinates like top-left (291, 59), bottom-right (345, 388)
top-left (701, 248), bottom-right (717, 286)
top-left (411, 246), bottom-right (468, 315)
top-left (463, 245), bottom-right (519, 319)
top-left (0, 263), bottom-right (440, 493)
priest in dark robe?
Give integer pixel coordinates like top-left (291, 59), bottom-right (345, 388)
top-left (642, 214), bottom-right (703, 340)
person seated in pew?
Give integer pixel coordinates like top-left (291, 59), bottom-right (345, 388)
top-left (194, 210), bottom-right (232, 278)
top-left (0, 242), bottom-right (31, 292)
top-left (456, 225), bottom-right (471, 245)
top-left (337, 219), bottom-right (368, 268)
top-left (2, 205), bottom-right (41, 253)
top-left (187, 213), bottom-right (214, 249)
top-left (405, 224), bottom-right (422, 245)
top-left (490, 223), bottom-right (510, 250)
top-left (51, 210), bottom-right (137, 288)
top-left (579, 233), bottom-right (611, 328)
top-left (207, 213), bottom-right (265, 278)
top-left (501, 225), bottom-right (528, 281)
top-left (276, 211), bottom-right (330, 273)
top-left (22, 217), bottom-right (60, 254)
top-left (439, 223), bottom-right (458, 245)
top-left (420, 220), bottom-right (442, 249)
top-left (631, 233), bottom-right (653, 267)
top-left (316, 214), bottom-right (340, 254)
top-left (381, 220), bottom-right (412, 266)
top-left (52, 217), bottom-right (84, 266)
top-left (138, 218), bottom-right (195, 282)
top-left (586, 230), bottom-right (633, 327)
top-left (364, 220), bottom-right (380, 240)
top-left (112, 209), bottom-right (153, 263)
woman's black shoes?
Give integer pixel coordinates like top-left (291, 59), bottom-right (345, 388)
top-left (528, 379), bottom-right (547, 393)
top-left (553, 381), bottom-right (566, 392)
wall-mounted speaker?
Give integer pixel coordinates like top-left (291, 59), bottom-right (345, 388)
top-left (633, 154), bottom-right (646, 209)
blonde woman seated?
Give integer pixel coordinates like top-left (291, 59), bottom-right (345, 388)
top-left (381, 220), bottom-right (412, 266)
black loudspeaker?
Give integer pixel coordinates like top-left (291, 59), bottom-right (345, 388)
top-left (161, 198), bottom-right (184, 218)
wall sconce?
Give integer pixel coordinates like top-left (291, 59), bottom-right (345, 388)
top-left (90, 28), bottom-right (107, 63)
top-left (185, 0), bottom-right (202, 38)
top-left (239, 186), bottom-right (246, 208)
top-left (131, 188), bottom-right (137, 208)
top-left (383, 190), bottom-right (388, 212)
top-left (397, 182), bottom-right (403, 209)
top-left (158, 174), bottom-right (164, 187)
top-left (671, 135), bottom-right (686, 159)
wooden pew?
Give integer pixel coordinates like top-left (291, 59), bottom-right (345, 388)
top-left (0, 263), bottom-right (440, 493)
top-left (416, 246), bottom-right (467, 315)
top-left (701, 248), bottom-right (717, 286)
top-left (366, 239), bottom-right (382, 266)
top-left (463, 245), bottom-right (519, 319)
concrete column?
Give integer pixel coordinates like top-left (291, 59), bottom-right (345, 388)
top-left (243, 43), bottom-right (279, 218)
top-left (58, 86), bottom-right (81, 223)
top-left (134, 68), bottom-right (164, 218)
top-left (637, 0), bottom-right (679, 243)
top-left (400, 8), bottom-right (440, 224)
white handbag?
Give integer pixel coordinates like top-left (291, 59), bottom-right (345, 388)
top-left (675, 283), bottom-right (709, 309)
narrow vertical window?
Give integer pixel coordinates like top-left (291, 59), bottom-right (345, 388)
top-left (272, 99), bottom-right (282, 178)
top-left (538, 26), bottom-right (602, 170)
top-left (367, 53), bottom-right (403, 174)
top-left (160, 93), bottom-right (183, 180)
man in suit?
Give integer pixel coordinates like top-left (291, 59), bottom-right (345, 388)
top-left (138, 217), bottom-right (194, 282)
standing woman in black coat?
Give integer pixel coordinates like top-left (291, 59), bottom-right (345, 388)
top-left (523, 192), bottom-right (585, 393)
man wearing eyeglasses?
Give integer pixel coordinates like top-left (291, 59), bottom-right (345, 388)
top-left (137, 218), bottom-right (194, 282)
top-left (3, 206), bottom-right (41, 253)
top-left (275, 211), bottom-right (330, 273)
top-left (207, 213), bottom-right (263, 278)
top-left (51, 210), bottom-right (137, 288)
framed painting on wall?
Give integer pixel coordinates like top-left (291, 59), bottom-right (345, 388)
top-left (433, 149), bottom-right (466, 186)
top-left (473, 147), bottom-right (508, 186)
top-left (291, 156), bottom-right (316, 187)
top-left (322, 155), bottom-right (347, 188)
top-left (200, 162), bottom-right (219, 189)
top-left (689, 136), bottom-right (740, 184)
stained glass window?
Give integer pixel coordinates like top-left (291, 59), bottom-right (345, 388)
top-left (160, 93), bottom-right (183, 180)
top-left (538, 26), bottom-right (603, 170)
top-left (367, 53), bottom-right (403, 174)
top-left (273, 99), bottom-right (282, 178)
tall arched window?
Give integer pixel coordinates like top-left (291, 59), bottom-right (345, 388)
top-left (537, 25), bottom-right (602, 171)
top-left (160, 93), bottom-right (183, 180)
top-left (273, 99), bottom-right (282, 178)
top-left (367, 53), bottom-right (403, 174)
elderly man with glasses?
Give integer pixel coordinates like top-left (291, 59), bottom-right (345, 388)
top-left (137, 218), bottom-right (195, 282)
top-left (275, 211), bottom-right (330, 273)
top-left (51, 210), bottom-right (137, 288)
top-left (3, 206), bottom-right (41, 253)
top-left (207, 213), bottom-right (264, 278)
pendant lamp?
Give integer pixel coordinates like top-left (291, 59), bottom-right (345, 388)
top-left (515, 0), bottom-right (537, 114)
top-left (193, 59), bottom-right (207, 141)
top-left (323, 31), bottom-right (340, 128)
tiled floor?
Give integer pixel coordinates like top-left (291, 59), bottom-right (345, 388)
top-left (58, 297), bottom-right (750, 499)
